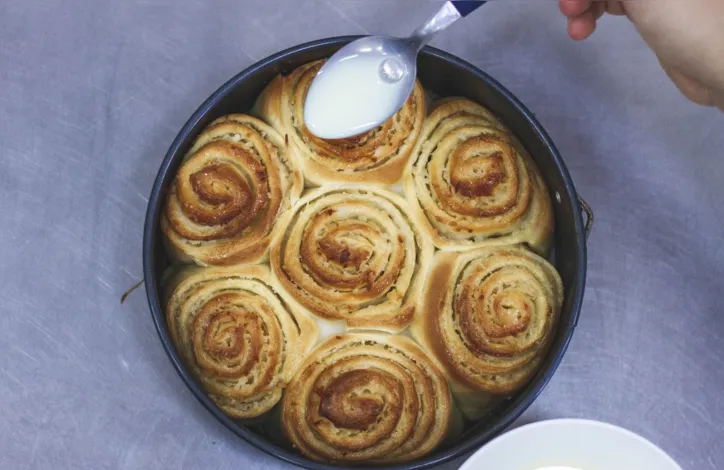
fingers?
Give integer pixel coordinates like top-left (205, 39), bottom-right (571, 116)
top-left (561, 1), bottom-right (626, 41)
top-left (559, 0), bottom-right (591, 17)
top-left (604, 0), bottom-right (627, 16)
top-left (560, 0), bottom-right (627, 17)
top-left (567, 2), bottom-right (604, 41)
top-left (561, 0), bottom-right (598, 41)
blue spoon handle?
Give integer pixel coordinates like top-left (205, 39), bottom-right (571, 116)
top-left (410, 1), bottom-right (487, 49)
top-left (451, 1), bottom-right (487, 17)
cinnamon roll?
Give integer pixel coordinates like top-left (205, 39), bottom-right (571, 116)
top-left (255, 60), bottom-right (425, 186)
top-left (164, 265), bottom-right (318, 419)
top-left (282, 333), bottom-right (451, 462)
top-left (409, 246), bottom-right (563, 419)
top-left (404, 98), bottom-right (554, 255)
top-left (162, 114), bottom-right (303, 266)
top-left (270, 185), bottom-right (433, 333)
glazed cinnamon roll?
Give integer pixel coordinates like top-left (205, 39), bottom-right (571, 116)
top-left (404, 98), bottom-right (553, 255)
top-left (255, 60), bottom-right (425, 186)
top-left (282, 333), bottom-right (451, 462)
top-left (270, 185), bottom-right (433, 333)
top-left (410, 246), bottom-right (563, 419)
top-left (162, 114), bottom-right (303, 266)
top-left (164, 265), bottom-right (318, 419)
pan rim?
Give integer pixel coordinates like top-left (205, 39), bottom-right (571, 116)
top-left (142, 35), bottom-right (587, 470)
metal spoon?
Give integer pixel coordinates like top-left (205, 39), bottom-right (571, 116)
top-left (304, 1), bottom-right (486, 139)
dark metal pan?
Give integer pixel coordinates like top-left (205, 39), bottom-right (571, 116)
top-left (143, 36), bottom-right (591, 470)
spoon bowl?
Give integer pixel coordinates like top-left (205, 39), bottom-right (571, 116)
top-left (304, 1), bottom-right (486, 138)
top-left (303, 36), bottom-right (417, 139)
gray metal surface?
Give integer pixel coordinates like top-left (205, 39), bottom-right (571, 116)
top-left (1, 0), bottom-right (722, 469)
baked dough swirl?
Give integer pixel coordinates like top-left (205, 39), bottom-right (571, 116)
top-left (410, 246), bottom-right (563, 419)
top-left (270, 185), bottom-right (433, 333)
top-left (164, 265), bottom-right (318, 419)
top-left (404, 98), bottom-right (553, 255)
top-left (282, 333), bottom-right (451, 462)
top-left (255, 60), bottom-right (426, 185)
top-left (162, 114), bottom-right (303, 266)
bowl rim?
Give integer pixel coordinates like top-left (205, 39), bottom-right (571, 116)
top-left (458, 418), bottom-right (683, 470)
top-left (143, 35), bottom-right (588, 470)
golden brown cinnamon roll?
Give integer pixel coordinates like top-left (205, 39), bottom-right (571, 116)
top-left (164, 265), bottom-right (318, 419)
top-left (404, 98), bottom-right (553, 255)
top-left (162, 114), bottom-right (303, 266)
top-left (409, 246), bottom-right (563, 419)
top-left (270, 185), bottom-right (433, 333)
top-left (255, 60), bottom-right (425, 186)
top-left (282, 333), bottom-right (451, 462)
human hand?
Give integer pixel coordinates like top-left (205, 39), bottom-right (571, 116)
top-left (559, 0), bottom-right (724, 111)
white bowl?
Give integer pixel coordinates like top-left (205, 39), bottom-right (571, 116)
top-left (459, 419), bottom-right (682, 470)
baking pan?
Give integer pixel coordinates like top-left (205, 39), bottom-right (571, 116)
top-left (143, 36), bottom-right (591, 470)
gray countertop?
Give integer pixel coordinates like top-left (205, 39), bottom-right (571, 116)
top-left (2, 0), bottom-right (723, 469)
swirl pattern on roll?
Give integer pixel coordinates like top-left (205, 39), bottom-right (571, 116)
top-left (162, 114), bottom-right (303, 266)
top-left (404, 98), bottom-right (553, 255)
top-left (410, 246), bottom-right (563, 419)
top-left (165, 265), bottom-right (318, 419)
top-left (282, 333), bottom-right (451, 462)
top-left (255, 60), bottom-right (426, 185)
top-left (270, 186), bottom-right (433, 333)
